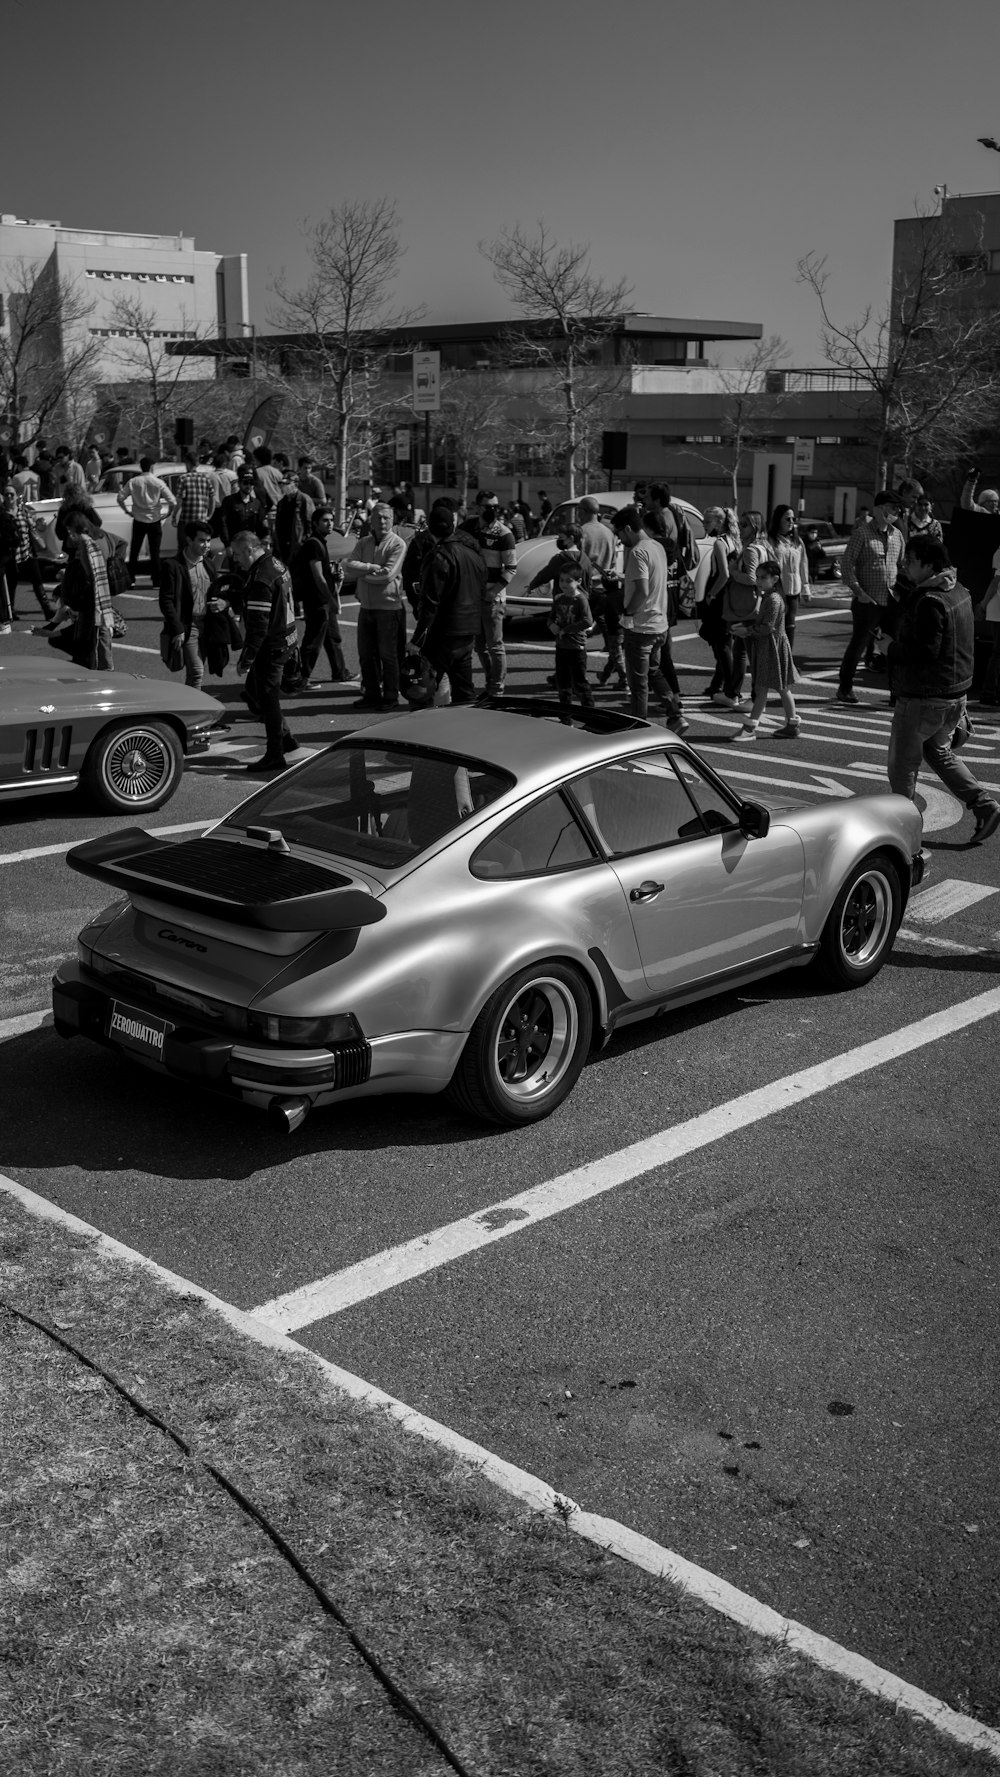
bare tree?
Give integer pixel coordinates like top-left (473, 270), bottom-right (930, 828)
top-left (481, 223), bottom-right (632, 498)
top-left (270, 198), bottom-right (417, 523)
top-left (684, 334), bottom-right (791, 506)
top-left (103, 292), bottom-right (209, 456)
top-left (0, 256), bottom-right (101, 447)
top-left (438, 370), bottom-right (514, 504)
top-left (798, 211), bottom-right (1000, 488)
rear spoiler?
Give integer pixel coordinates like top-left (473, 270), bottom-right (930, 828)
top-left (66, 828), bottom-right (386, 931)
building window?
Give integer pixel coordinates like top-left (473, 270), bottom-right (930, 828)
top-left (952, 252), bottom-right (988, 277)
top-left (85, 268), bottom-right (194, 284)
top-left (989, 249), bottom-right (1000, 274)
top-left (89, 327), bottom-right (197, 339)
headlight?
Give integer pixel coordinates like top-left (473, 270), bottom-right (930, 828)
top-left (245, 1011), bottom-right (363, 1046)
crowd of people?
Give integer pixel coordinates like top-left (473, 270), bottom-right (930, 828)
top-left (0, 437), bottom-right (998, 838)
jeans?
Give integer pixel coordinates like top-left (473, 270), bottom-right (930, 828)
top-left (887, 695), bottom-right (993, 809)
top-left (476, 594), bottom-right (506, 692)
top-left (299, 593), bottom-right (348, 683)
top-left (623, 629), bottom-right (680, 719)
top-left (182, 619), bottom-right (206, 689)
top-left (555, 645), bottom-right (594, 709)
top-left (839, 599), bottom-right (885, 691)
top-left (129, 519), bottom-right (163, 585)
top-left (358, 606), bottom-right (405, 705)
top-left (246, 641), bottom-right (294, 760)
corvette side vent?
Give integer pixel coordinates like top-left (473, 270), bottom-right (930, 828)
top-left (23, 724), bottom-right (73, 772)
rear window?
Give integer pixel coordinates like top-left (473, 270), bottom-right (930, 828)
top-left (224, 742), bottom-right (514, 868)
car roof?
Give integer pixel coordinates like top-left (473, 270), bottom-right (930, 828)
top-left (554, 490), bottom-right (703, 520)
top-left (348, 704), bottom-right (680, 791)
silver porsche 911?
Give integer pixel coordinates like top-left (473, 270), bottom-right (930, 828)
top-left (53, 699), bottom-right (925, 1131)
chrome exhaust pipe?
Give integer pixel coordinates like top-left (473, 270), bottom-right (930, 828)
top-left (268, 1096), bottom-right (310, 1135)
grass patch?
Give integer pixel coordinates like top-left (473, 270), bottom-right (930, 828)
top-left (0, 1192), bottom-right (994, 1777)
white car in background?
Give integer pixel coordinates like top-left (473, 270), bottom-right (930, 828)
top-left (504, 492), bottom-right (713, 619)
top-left (27, 462), bottom-right (187, 569)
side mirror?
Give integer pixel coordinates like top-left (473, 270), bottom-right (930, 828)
top-left (739, 801), bottom-right (770, 840)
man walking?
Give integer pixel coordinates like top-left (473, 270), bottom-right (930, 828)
top-left (612, 505), bottom-right (688, 732)
top-left (158, 520), bottom-right (223, 689)
top-left (288, 506), bottom-right (352, 690)
top-left (835, 492), bottom-right (903, 704)
top-left (413, 501), bottom-right (487, 706)
top-left (117, 456), bottom-right (177, 586)
top-left (342, 502), bottom-right (407, 710)
top-left (230, 531), bottom-right (302, 772)
top-left (887, 534), bottom-right (1000, 844)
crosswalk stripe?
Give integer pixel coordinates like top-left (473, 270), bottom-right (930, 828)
top-left (906, 880), bottom-right (1000, 923)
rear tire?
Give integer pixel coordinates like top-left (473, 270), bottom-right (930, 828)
top-left (83, 720), bottom-right (183, 813)
top-left (817, 851), bottom-right (902, 988)
top-left (450, 962), bottom-right (593, 1126)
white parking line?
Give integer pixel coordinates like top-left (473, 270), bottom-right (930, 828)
top-left (0, 1009), bottom-right (52, 1042)
top-left (0, 818), bottom-right (212, 867)
top-left (251, 989), bottom-right (1000, 1333)
top-left (907, 880), bottom-right (1000, 923)
top-left (0, 1166), bottom-right (997, 1761)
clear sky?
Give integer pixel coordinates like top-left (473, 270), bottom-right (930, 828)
top-left (7, 0), bottom-right (1000, 362)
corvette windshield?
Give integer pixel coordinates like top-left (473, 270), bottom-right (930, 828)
top-left (224, 742), bottom-right (515, 868)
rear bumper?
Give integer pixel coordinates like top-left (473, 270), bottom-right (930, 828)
top-left (51, 964), bottom-right (464, 1110)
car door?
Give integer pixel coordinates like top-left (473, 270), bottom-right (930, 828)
top-left (569, 748), bottom-right (805, 995)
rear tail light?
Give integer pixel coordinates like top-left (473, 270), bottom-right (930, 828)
top-left (245, 1011), bottom-right (363, 1046)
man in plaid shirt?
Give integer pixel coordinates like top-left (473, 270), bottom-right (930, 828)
top-left (835, 491), bottom-right (903, 705)
top-left (173, 453), bottom-right (218, 553)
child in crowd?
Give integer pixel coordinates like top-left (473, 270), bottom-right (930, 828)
top-left (548, 560), bottom-right (595, 717)
top-left (732, 558), bottom-right (799, 742)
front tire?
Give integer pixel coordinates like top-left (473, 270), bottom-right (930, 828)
top-left (450, 962), bottom-right (593, 1126)
top-left (818, 852), bottom-right (902, 988)
top-left (83, 720), bottom-right (183, 813)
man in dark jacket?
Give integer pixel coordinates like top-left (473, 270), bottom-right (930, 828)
top-left (215, 468), bottom-right (269, 547)
top-left (413, 502), bottom-right (487, 706)
top-left (230, 532), bottom-right (301, 772)
top-left (887, 534), bottom-right (1000, 843)
top-left (158, 521), bottom-right (225, 689)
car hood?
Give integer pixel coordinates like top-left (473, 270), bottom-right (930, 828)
top-left (0, 658), bottom-right (224, 719)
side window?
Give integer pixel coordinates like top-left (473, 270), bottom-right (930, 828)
top-left (472, 791), bottom-right (595, 878)
top-left (684, 510), bottom-right (706, 542)
top-left (670, 752), bottom-right (742, 836)
top-left (571, 752), bottom-right (709, 855)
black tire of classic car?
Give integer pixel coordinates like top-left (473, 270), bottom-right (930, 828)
top-left (817, 851), bottom-right (902, 988)
top-left (450, 961), bottom-right (594, 1127)
top-left (82, 720), bottom-right (184, 813)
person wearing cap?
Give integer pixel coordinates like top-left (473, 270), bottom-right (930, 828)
top-left (834, 492), bottom-right (903, 705)
top-left (216, 467), bottom-right (270, 548)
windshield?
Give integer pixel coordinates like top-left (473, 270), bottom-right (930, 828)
top-left (223, 741), bottom-right (515, 869)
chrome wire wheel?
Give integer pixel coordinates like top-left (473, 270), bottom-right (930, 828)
top-left (492, 975), bottom-right (579, 1104)
top-left (84, 720), bottom-right (183, 812)
top-left (838, 867), bottom-right (894, 966)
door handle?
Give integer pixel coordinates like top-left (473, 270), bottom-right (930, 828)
top-left (630, 880), bottom-right (665, 902)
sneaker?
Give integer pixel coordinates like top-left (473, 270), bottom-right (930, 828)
top-left (834, 690), bottom-right (861, 706)
top-left (712, 692), bottom-right (739, 708)
top-left (772, 721), bottom-right (801, 739)
top-left (972, 802), bottom-right (1000, 845)
top-left (351, 696), bottom-right (382, 710)
top-left (666, 714), bottom-right (690, 736)
top-left (244, 755), bottom-right (287, 772)
top-left (732, 723), bottom-right (758, 743)
top-left (0, 623), bottom-right (10, 635)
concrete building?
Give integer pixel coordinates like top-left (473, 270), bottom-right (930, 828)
top-left (0, 213), bottom-right (249, 385)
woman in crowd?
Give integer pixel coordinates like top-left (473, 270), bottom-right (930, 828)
top-left (698, 506), bottom-right (742, 706)
top-left (768, 504), bottom-right (810, 656)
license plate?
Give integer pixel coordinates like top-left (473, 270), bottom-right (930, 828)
top-left (108, 1000), bottom-right (174, 1058)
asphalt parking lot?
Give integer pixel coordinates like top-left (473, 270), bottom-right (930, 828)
top-left (2, 585), bottom-right (998, 1733)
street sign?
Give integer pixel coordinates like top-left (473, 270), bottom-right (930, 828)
top-left (418, 463), bottom-right (433, 485)
top-left (412, 351), bottom-right (441, 413)
top-left (395, 428), bottom-right (411, 460)
top-left (792, 439), bottom-right (815, 476)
